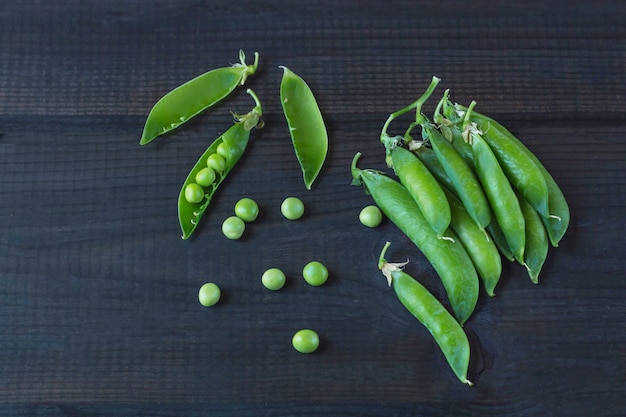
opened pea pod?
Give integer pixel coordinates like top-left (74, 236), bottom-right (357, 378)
top-left (140, 50), bottom-right (259, 145)
top-left (178, 89), bottom-right (263, 239)
top-left (280, 66), bottom-right (328, 190)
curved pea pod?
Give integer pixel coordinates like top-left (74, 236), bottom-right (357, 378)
top-left (279, 66), bottom-right (328, 190)
top-left (140, 50), bottom-right (259, 145)
top-left (466, 124), bottom-right (526, 264)
top-left (178, 90), bottom-right (263, 239)
top-left (385, 144), bottom-right (452, 240)
top-left (442, 186), bottom-right (502, 296)
top-left (516, 191), bottom-right (549, 284)
top-left (378, 242), bottom-right (472, 385)
top-left (352, 153), bottom-right (479, 324)
top-left (459, 107), bottom-right (569, 247)
top-left (423, 122), bottom-right (491, 232)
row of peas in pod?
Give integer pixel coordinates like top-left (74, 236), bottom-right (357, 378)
top-left (138, 51), bottom-right (328, 239)
top-left (352, 76), bottom-right (570, 385)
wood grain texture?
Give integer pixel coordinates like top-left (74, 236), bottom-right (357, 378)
top-left (0, 1), bottom-right (624, 416)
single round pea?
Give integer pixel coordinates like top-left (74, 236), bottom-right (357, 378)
top-left (261, 268), bottom-right (286, 291)
top-left (198, 282), bottom-right (221, 307)
top-left (184, 183), bottom-right (205, 204)
top-left (235, 198), bottom-right (259, 222)
top-left (359, 205), bottom-right (383, 228)
top-left (195, 167), bottom-right (217, 187)
top-left (302, 261), bottom-right (328, 286)
top-left (281, 197), bottom-right (304, 220)
top-left (292, 329), bottom-right (320, 354)
top-left (216, 142), bottom-right (229, 159)
top-left (222, 216), bottom-right (245, 240)
top-left (207, 153), bottom-right (226, 174)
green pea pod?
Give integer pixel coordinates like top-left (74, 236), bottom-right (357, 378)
top-left (178, 89), bottom-right (262, 239)
top-left (442, 186), bottom-right (502, 296)
top-left (517, 190), bottom-right (549, 284)
top-left (413, 145), bottom-right (516, 263)
top-left (140, 50), bottom-right (259, 145)
top-left (383, 142), bottom-right (452, 240)
top-left (464, 114), bottom-right (526, 264)
top-left (424, 122), bottom-right (492, 232)
top-left (457, 107), bottom-right (569, 247)
top-left (454, 104), bottom-right (551, 220)
top-left (352, 153), bottom-right (478, 324)
top-left (378, 242), bottom-right (473, 385)
top-left (279, 66), bottom-right (328, 190)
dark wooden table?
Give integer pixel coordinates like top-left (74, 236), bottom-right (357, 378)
top-left (1, 1), bottom-right (624, 416)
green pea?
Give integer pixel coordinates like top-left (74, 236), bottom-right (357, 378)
top-left (216, 142), bottom-right (229, 159)
top-left (207, 153), bottom-right (226, 174)
top-left (261, 268), bottom-right (286, 291)
top-left (195, 167), bottom-right (216, 187)
top-left (359, 205), bottom-right (383, 228)
top-left (281, 197), bottom-right (304, 220)
top-left (302, 261), bottom-right (328, 286)
top-left (184, 183), bottom-right (205, 204)
top-left (234, 197), bottom-right (259, 222)
top-left (140, 50), bottom-right (259, 145)
top-left (292, 329), bottom-right (319, 354)
top-left (198, 282), bottom-right (221, 307)
top-left (222, 216), bottom-right (245, 240)
top-left (279, 66), bottom-right (328, 190)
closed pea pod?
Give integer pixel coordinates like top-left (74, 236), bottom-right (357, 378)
top-left (383, 141), bottom-right (452, 240)
top-left (441, 186), bottom-right (502, 296)
top-left (280, 66), bottom-right (328, 190)
top-left (140, 50), bottom-right (259, 145)
top-left (459, 107), bottom-right (569, 247)
top-left (351, 153), bottom-right (478, 324)
top-left (516, 190), bottom-right (549, 284)
top-left (378, 242), bottom-right (472, 385)
top-left (463, 102), bottom-right (526, 263)
top-left (178, 89), bottom-right (263, 239)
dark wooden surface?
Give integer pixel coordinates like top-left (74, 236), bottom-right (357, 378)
top-left (1, 1), bottom-right (625, 416)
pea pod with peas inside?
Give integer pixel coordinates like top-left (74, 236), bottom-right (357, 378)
top-left (280, 66), bottom-right (328, 190)
top-left (352, 152), bottom-right (478, 324)
top-left (140, 50), bottom-right (259, 145)
top-left (178, 89), bottom-right (263, 239)
top-left (378, 242), bottom-right (472, 385)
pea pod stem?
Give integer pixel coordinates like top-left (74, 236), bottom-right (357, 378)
top-left (378, 242), bottom-right (473, 386)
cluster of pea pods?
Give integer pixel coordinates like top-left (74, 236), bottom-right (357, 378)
top-left (138, 50), bottom-right (328, 239)
top-left (352, 76), bottom-right (570, 385)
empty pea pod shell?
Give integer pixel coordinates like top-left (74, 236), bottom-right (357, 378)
top-left (140, 50), bottom-right (259, 145)
top-left (177, 90), bottom-right (262, 239)
top-left (279, 66), bottom-right (328, 190)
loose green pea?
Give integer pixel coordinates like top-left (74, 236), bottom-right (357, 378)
top-left (261, 268), bottom-right (286, 290)
top-left (195, 167), bottom-right (216, 187)
top-left (302, 261), bottom-right (328, 286)
top-left (207, 153), bottom-right (226, 174)
top-left (235, 197), bottom-right (259, 222)
top-left (222, 216), bottom-right (245, 240)
top-left (292, 329), bottom-right (320, 353)
top-left (359, 205), bottom-right (383, 228)
top-left (198, 282), bottom-right (221, 307)
top-left (184, 183), bottom-right (205, 204)
top-left (281, 197), bottom-right (304, 220)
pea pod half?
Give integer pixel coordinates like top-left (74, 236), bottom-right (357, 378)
top-left (178, 89), bottom-right (263, 239)
top-left (280, 66), bottom-right (328, 190)
top-left (140, 50), bottom-right (259, 145)
top-left (378, 242), bottom-right (472, 385)
top-left (352, 153), bottom-right (478, 324)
